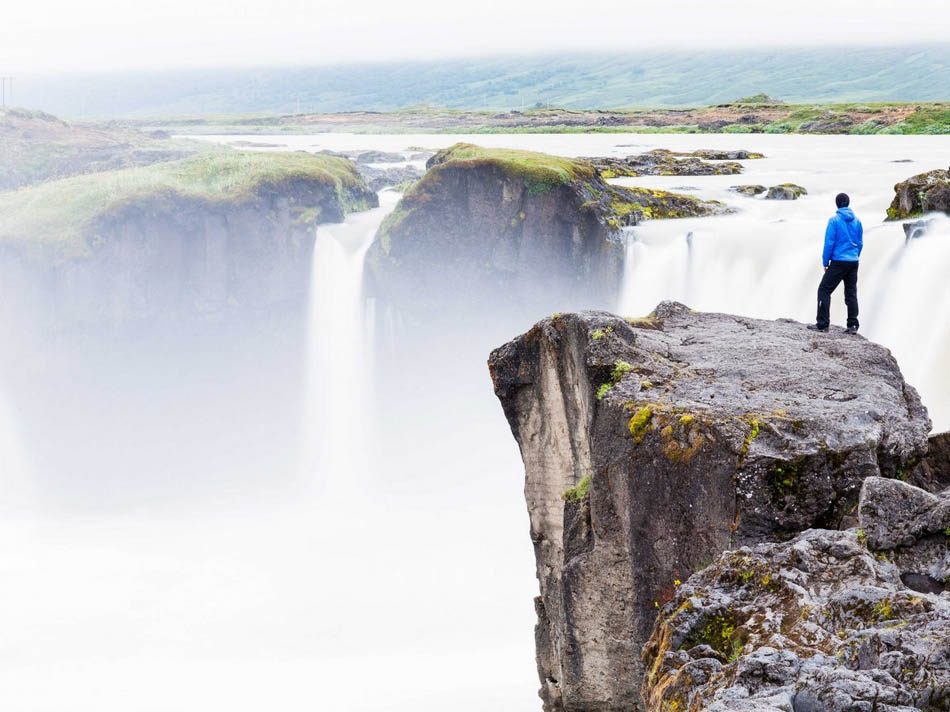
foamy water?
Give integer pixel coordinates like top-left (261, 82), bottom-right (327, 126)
top-left (0, 132), bottom-right (946, 712)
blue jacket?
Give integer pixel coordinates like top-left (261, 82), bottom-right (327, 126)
top-left (823, 207), bottom-right (863, 266)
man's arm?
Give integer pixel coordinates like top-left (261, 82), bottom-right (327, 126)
top-left (822, 218), bottom-right (836, 267)
top-left (856, 220), bottom-right (864, 256)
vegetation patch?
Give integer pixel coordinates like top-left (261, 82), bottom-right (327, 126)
top-left (562, 474), bottom-right (592, 502)
top-left (629, 406), bottom-right (655, 444)
top-left (425, 143), bottom-right (595, 195)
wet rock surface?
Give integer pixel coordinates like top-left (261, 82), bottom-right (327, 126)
top-left (488, 303), bottom-right (931, 711)
top-left (888, 168), bottom-right (950, 220)
top-left (356, 163), bottom-right (424, 191)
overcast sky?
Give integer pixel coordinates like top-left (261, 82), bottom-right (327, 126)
top-left (3, 0), bottom-right (950, 74)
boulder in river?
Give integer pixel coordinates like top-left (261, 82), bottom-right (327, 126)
top-left (887, 168), bottom-right (950, 220)
top-left (488, 302), bottom-right (931, 711)
top-left (729, 184), bottom-right (767, 197)
top-left (765, 183), bottom-right (808, 200)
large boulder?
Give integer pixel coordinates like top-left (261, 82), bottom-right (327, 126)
top-left (488, 303), bottom-right (931, 711)
top-left (859, 476), bottom-right (950, 594)
top-left (909, 431), bottom-right (950, 492)
top-left (365, 144), bottom-right (728, 319)
top-left (887, 168), bottom-right (950, 220)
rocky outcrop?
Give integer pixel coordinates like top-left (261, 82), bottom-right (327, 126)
top-left (641, 522), bottom-right (950, 712)
top-left (357, 163), bottom-right (424, 192)
top-left (765, 183), bottom-right (807, 200)
top-left (587, 150), bottom-right (746, 178)
top-left (729, 185), bottom-right (767, 197)
top-left (488, 303), bottom-right (931, 711)
top-left (887, 168), bottom-right (950, 220)
top-left (366, 145), bottom-right (728, 318)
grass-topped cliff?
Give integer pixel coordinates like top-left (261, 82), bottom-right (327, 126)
top-left (0, 151), bottom-right (376, 260)
top-left (378, 143), bottom-right (726, 247)
top-left (367, 144), bottom-right (727, 317)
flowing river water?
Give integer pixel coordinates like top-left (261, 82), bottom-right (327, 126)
top-left (0, 133), bottom-right (947, 711)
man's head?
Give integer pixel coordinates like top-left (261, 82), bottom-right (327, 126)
top-left (836, 193), bottom-right (850, 208)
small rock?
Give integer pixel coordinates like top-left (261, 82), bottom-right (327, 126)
top-left (765, 184), bottom-right (808, 200)
top-left (730, 184), bottom-right (767, 197)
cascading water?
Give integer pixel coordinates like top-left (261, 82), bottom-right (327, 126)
top-left (302, 189), bottom-right (401, 492)
top-left (0, 389), bottom-right (30, 515)
top-left (618, 204), bottom-right (950, 431)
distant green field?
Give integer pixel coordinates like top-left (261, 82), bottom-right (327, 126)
top-left (17, 45), bottom-right (950, 118)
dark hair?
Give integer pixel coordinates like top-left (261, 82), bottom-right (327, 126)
top-left (836, 193), bottom-right (850, 208)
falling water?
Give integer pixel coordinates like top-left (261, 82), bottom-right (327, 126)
top-left (619, 211), bottom-right (950, 430)
top-left (302, 189), bottom-right (401, 492)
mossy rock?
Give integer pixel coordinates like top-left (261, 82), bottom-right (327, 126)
top-left (886, 168), bottom-right (950, 220)
top-left (765, 183), bottom-right (808, 200)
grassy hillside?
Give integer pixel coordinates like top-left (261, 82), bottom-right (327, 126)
top-left (0, 152), bottom-right (369, 260)
top-left (0, 107), bottom-right (216, 190)
top-left (16, 46), bottom-right (950, 118)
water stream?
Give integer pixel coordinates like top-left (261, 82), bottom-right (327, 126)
top-left (302, 189), bottom-right (400, 493)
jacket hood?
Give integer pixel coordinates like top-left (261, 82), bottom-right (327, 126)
top-left (837, 207), bottom-right (856, 222)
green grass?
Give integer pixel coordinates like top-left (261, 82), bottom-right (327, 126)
top-left (562, 474), bottom-right (592, 502)
top-left (0, 151), bottom-right (366, 260)
top-left (425, 143), bottom-right (595, 194)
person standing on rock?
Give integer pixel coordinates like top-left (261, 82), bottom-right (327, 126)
top-left (808, 193), bottom-right (863, 334)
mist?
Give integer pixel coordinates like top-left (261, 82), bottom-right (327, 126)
top-left (5, 0), bottom-right (950, 74)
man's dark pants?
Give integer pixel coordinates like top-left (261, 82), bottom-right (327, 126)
top-left (816, 260), bottom-right (859, 329)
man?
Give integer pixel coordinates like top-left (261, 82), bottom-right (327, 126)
top-left (808, 193), bottom-right (863, 334)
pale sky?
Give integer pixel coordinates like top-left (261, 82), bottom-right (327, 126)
top-left (3, 0), bottom-right (950, 74)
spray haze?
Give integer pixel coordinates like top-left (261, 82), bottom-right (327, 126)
top-left (1, 2), bottom-right (949, 709)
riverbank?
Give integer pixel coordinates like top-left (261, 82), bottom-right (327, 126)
top-left (114, 101), bottom-right (950, 136)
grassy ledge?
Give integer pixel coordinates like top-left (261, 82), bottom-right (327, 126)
top-left (0, 151), bottom-right (370, 261)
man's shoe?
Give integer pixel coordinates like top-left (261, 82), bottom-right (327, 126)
top-left (846, 325), bottom-right (859, 334)
top-left (807, 324), bottom-right (829, 332)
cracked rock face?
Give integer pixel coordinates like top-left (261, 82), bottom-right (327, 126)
top-left (488, 303), bottom-right (931, 711)
top-left (642, 523), bottom-right (950, 712)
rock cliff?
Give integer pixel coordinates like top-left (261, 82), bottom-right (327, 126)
top-left (0, 152), bottom-right (376, 327)
top-left (488, 303), bottom-right (931, 711)
top-left (365, 145), bottom-right (727, 319)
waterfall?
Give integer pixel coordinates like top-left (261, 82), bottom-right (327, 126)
top-left (619, 213), bottom-right (950, 431)
top-left (301, 190), bottom-right (401, 492)
top-left (0, 387), bottom-right (31, 518)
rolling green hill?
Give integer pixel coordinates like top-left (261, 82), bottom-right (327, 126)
top-left (18, 45), bottom-right (950, 118)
